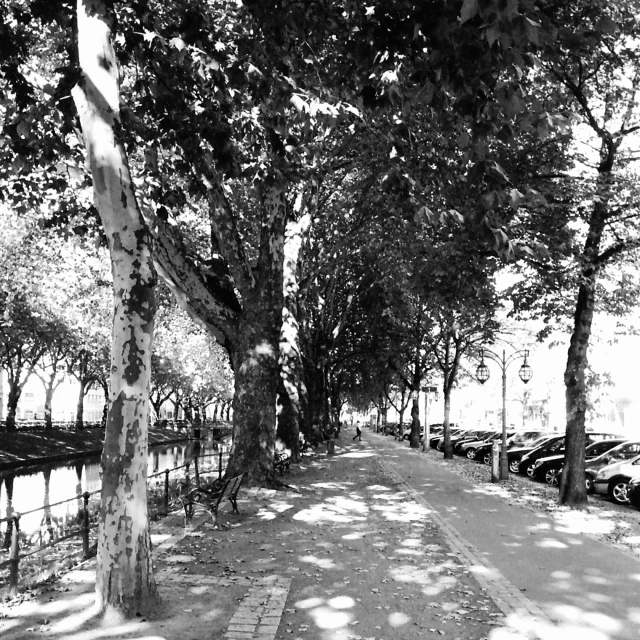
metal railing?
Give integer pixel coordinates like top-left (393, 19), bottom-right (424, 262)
top-left (0, 420), bottom-right (104, 432)
top-left (0, 447), bottom-right (230, 597)
top-left (0, 419), bottom-right (233, 433)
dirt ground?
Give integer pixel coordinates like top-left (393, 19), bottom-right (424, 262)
top-left (1, 440), bottom-right (506, 640)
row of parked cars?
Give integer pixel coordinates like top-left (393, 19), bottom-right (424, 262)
top-left (417, 426), bottom-right (640, 507)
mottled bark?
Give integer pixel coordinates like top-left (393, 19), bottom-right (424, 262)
top-left (73, 0), bottom-right (159, 617)
top-left (75, 381), bottom-right (86, 430)
top-left (5, 384), bottom-right (20, 432)
top-left (442, 385), bottom-right (453, 460)
top-left (36, 371), bottom-right (61, 430)
top-left (2, 475), bottom-right (14, 549)
top-left (559, 196), bottom-right (608, 506)
top-left (277, 376), bottom-right (299, 459)
top-left (277, 218), bottom-right (306, 458)
top-left (225, 187), bottom-right (286, 484)
top-left (409, 397), bottom-right (420, 448)
top-left (44, 386), bottom-right (54, 430)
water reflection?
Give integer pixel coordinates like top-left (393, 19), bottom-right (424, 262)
top-left (0, 438), bottom-right (228, 543)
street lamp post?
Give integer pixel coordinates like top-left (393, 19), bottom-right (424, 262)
top-left (475, 348), bottom-right (532, 480)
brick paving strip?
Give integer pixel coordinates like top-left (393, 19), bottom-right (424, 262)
top-left (225, 576), bottom-right (291, 640)
top-left (377, 455), bottom-right (555, 634)
top-left (151, 492), bottom-right (292, 640)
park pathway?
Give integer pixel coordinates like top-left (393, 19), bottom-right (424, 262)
top-left (366, 430), bottom-right (640, 640)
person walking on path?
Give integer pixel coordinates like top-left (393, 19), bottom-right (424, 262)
top-left (352, 424), bottom-right (362, 441)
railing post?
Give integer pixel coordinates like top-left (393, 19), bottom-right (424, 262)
top-left (9, 514), bottom-right (20, 596)
top-left (82, 492), bottom-right (91, 559)
top-left (164, 469), bottom-right (170, 514)
top-left (218, 449), bottom-right (223, 479)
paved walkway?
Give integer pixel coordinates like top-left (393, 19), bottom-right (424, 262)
top-left (2, 432), bottom-right (640, 640)
top-left (367, 431), bottom-right (640, 640)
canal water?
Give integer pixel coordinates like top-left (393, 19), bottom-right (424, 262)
top-left (0, 437), bottom-right (230, 546)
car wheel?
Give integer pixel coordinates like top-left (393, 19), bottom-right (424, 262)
top-left (545, 468), bottom-right (559, 487)
top-left (525, 462), bottom-right (537, 479)
top-left (483, 452), bottom-right (491, 465)
top-left (609, 478), bottom-right (630, 505)
top-left (585, 474), bottom-right (594, 494)
top-left (509, 459), bottom-right (520, 473)
top-left (466, 448), bottom-right (476, 460)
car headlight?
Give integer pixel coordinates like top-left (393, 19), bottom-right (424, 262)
top-left (629, 477), bottom-right (640, 489)
top-left (594, 470), bottom-right (607, 481)
top-left (533, 460), bottom-right (543, 468)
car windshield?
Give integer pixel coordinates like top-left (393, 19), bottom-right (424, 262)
top-left (511, 432), bottom-right (549, 446)
top-left (586, 439), bottom-right (625, 457)
top-left (593, 441), bottom-right (640, 462)
top-left (515, 435), bottom-right (551, 450)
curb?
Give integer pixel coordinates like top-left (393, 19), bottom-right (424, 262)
top-left (376, 452), bottom-right (554, 631)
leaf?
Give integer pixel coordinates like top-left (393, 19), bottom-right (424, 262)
top-left (290, 95), bottom-right (308, 113)
top-left (170, 37), bottom-right (186, 50)
top-left (460, 0), bottom-right (479, 24)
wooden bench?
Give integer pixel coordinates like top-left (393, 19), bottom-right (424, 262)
top-left (274, 453), bottom-right (291, 475)
top-left (178, 472), bottom-right (246, 528)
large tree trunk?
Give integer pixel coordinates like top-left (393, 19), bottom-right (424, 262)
top-left (559, 200), bottom-right (607, 506)
top-left (226, 187), bottom-right (286, 484)
top-left (442, 384), bottom-right (453, 459)
top-left (305, 364), bottom-right (326, 437)
top-left (73, 0), bottom-right (159, 618)
top-left (409, 396), bottom-right (420, 448)
top-left (37, 370), bottom-right (61, 431)
top-left (75, 380), bottom-right (86, 431)
top-left (276, 218), bottom-right (305, 458)
top-left (2, 475), bottom-right (14, 549)
top-left (277, 376), bottom-right (300, 460)
top-left (5, 383), bottom-right (20, 432)
top-left (44, 382), bottom-right (54, 430)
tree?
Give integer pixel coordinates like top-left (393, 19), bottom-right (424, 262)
top-left (34, 318), bottom-right (74, 429)
top-left (72, 0), bottom-right (159, 617)
top-left (0, 294), bottom-right (47, 430)
top-left (503, 1), bottom-right (640, 505)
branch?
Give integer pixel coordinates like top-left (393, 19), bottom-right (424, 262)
top-left (149, 217), bottom-right (240, 350)
top-left (596, 235), bottom-right (640, 266)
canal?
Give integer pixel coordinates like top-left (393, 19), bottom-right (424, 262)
top-left (0, 436), bottom-right (231, 546)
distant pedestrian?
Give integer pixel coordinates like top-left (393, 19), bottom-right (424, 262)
top-left (353, 424), bottom-right (362, 441)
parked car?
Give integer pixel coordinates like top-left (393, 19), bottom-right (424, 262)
top-left (592, 454), bottom-right (640, 504)
top-left (626, 475), bottom-right (640, 509)
top-left (429, 426), bottom-right (462, 448)
top-left (583, 441), bottom-right (640, 492)
top-left (531, 438), bottom-right (629, 486)
top-left (437, 429), bottom-right (480, 451)
top-left (383, 422), bottom-right (398, 436)
top-left (476, 430), bottom-right (553, 466)
top-left (457, 431), bottom-right (507, 459)
top-left (453, 430), bottom-right (498, 454)
top-left (505, 435), bottom-right (558, 473)
top-left (518, 432), bottom-right (621, 478)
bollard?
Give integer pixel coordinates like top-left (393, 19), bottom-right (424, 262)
top-left (9, 514), bottom-right (20, 596)
top-left (82, 492), bottom-right (91, 559)
top-left (326, 440), bottom-right (336, 456)
top-left (218, 449), bottom-right (223, 479)
top-left (491, 441), bottom-right (500, 483)
top-left (194, 456), bottom-right (200, 488)
top-left (164, 469), bottom-right (170, 514)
